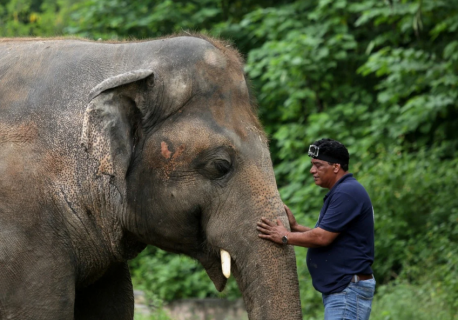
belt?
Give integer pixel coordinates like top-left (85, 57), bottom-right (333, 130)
top-left (351, 274), bottom-right (373, 283)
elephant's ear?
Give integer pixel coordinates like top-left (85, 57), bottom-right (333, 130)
top-left (81, 69), bottom-right (154, 186)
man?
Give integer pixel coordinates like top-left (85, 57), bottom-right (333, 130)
top-left (257, 138), bottom-right (375, 320)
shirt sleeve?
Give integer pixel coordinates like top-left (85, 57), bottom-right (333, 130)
top-left (318, 192), bottom-right (360, 233)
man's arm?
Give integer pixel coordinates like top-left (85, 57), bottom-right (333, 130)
top-left (257, 218), bottom-right (339, 248)
top-left (286, 227), bottom-right (339, 248)
top-left (284, 204), bottom-right (312, 232)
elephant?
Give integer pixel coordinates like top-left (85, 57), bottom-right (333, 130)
top-left (0, 34), bottom-right (302, 320)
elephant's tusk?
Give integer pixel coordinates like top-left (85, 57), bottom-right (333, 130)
top-left (220, 249), bottom-right (231, 279)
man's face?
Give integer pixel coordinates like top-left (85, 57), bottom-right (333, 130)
top-left (310, 159), bottom-right (336, 189)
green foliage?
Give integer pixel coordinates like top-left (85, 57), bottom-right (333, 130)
top-left (134, 310), bottom-right (172, 320)
top-left (63, 0), bottom-right (283, 40)
top-left (238, 0), bottom-right (458, 289)
top-left (2, 0), bottom-right (458, 318)
top-left (371, 282), bottom-right (457, 320)
top-left (0, 0), bottom-right (74, 36)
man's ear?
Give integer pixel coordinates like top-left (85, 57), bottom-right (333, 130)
top-left (81, 69), bottom-right (154, 189)
top-left (334, 163), bottom-right (341, 173)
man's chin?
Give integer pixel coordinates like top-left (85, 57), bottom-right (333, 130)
top-left (314, 180), bottom-right (326, 188)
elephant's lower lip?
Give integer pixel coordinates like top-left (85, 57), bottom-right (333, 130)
top-left (196, 252), bottom-right (228, 292)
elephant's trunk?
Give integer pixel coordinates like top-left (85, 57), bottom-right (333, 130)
top-left (230, 231), bottom-right (302, 320)
top-left (207, 196), bottom-right (302, 320)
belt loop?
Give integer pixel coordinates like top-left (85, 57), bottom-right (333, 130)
top-left (352, 274), bottom-right (359, 283)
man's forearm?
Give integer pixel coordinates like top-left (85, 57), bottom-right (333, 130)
top-left (286, 228), bottom-right (330, 248)
top-left (291, 224), bottom-right (312, 232)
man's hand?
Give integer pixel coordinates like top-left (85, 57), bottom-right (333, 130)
top-left (257, 217), bottom-right (289, 245)
top-left (284, 204), bottom-right (298, 231)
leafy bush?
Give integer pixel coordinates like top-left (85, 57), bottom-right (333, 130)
top-left (134, 310), bottom-right (172, 320)
top-left (371, 282), bottom-right (457, 320)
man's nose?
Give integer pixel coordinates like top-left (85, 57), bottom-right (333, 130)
top-left (310, 166), bottom-right (316, 173)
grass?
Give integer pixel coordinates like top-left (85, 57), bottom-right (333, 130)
top-left (371, 282), bottom-right (457, 320)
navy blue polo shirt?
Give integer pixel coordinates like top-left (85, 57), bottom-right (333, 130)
top-left (306, 173), bottom-right (374, 294)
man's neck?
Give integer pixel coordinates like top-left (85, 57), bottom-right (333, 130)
top-left (327, 171), bottom-right (348, 190)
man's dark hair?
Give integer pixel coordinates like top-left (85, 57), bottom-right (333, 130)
top-left (312, 138), bottom-right (349, 171)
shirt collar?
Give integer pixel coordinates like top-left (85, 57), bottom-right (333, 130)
top-left (323, 173), bottom-right (353, 202)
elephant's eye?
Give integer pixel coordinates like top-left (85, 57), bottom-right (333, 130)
top-left (212, 159), bottom-right (231, 177)
top-left (197, 158), bottom-right (232, 180)
top-left (195, 147), bottom-right (235, 180)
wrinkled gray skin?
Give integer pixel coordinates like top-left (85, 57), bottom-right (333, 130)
top-left (0, 35), bottom-right (302, 320)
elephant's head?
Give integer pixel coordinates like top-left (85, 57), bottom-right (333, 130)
top-left (81, 35), bottom-right (302, 319)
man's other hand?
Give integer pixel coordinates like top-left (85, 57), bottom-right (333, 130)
top-left (284, 204), bottom-right (299, 231)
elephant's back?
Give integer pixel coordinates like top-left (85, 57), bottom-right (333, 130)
top-left (1, 39), bottom-right (121, 117)
top-left (0, 36), bottom-right (220, 118)
top-left (0, 40), bottom-right (150, 149)
top-left (0, 36), bottom-right (220, 147)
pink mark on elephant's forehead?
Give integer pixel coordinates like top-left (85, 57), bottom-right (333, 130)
top-left (159, 142), bottom-right (187, 180)
top-left (161, 141), bottom-right (172, 159)
top-left (161, 141), bottom-right (186, 160)
top-left (173, 144), bottom-right (186, 159)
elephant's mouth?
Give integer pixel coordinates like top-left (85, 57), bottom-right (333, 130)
top-left (196, 249), bottom-right (233, 292)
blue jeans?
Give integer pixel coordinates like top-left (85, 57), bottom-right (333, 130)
top-left (322, 278), bottom-right (376, 320)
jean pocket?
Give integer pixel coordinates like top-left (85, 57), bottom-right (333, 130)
top-left (356, 294), bottom-right (373, 320)
top-left (349, 283), bottom-right (375, 299)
